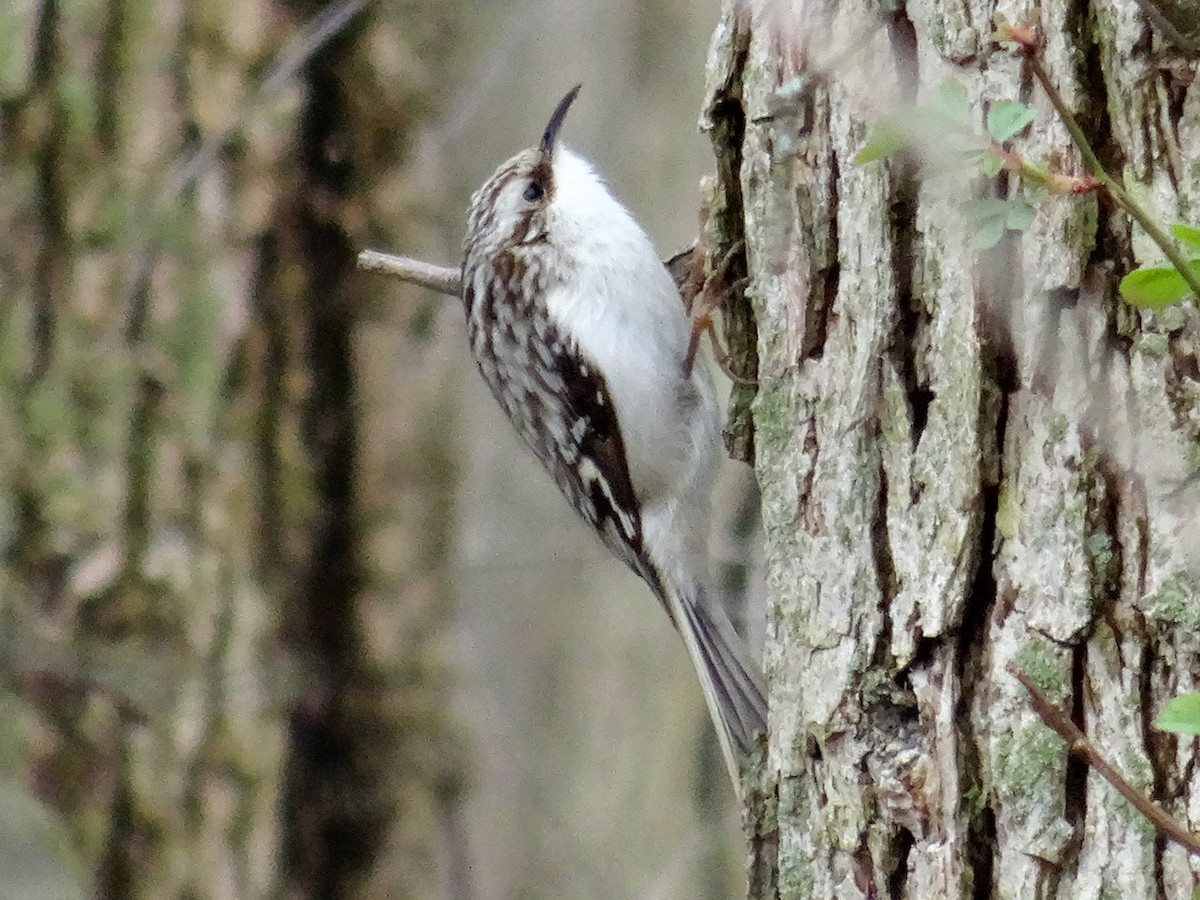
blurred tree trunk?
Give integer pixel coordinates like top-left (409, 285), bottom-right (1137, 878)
top-left (0, 2), bottom-right (464, 898)
top-left (701, 1), bottom-right (1200, 897)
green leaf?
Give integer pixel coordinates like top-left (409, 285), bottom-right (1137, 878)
top-left (1154, 692), bottom-right (1200, 734)
top-left (1119, 266), bottom-right (1191, 308)
top-left (979, 149), bottom-right (1005, 177)
top-left (965, 198), bottom-right (1011, 219)
top-left (964, 198), bottom-right (1034, 247)
top-left (937, 78), bottom-right (970, 125)
top-left (1006, 200), bottom-right (1036, 231)
top-left (987, 101), bottom-right (1037, 142)
top-left (856, 127), bottom-right (906, 164)
top-left (965, 198), bottom-right (1010, 249)
top-left (973, 220), bottom-right (1005, 249)
top-left (1170, 222), bottom-right (1200, 252)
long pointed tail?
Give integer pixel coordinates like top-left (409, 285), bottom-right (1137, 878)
top-left (669, 582), bottom-right (767, 797)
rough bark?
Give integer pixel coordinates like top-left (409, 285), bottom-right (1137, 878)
top-left (701, 0), bottom-right (1200, 897)
top-left (0, 2), bottom-right (463, 897)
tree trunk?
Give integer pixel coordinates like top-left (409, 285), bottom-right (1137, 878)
top-left (0, 2), bottom-right (464, 897)
top-left (701, 1), bottom-right (1200, 897)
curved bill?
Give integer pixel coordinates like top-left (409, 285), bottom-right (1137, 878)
top-left (539, 84), bottom-right (582, 155)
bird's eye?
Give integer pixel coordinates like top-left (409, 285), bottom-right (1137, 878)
top-left (522, 181), bottom-right (544, 203)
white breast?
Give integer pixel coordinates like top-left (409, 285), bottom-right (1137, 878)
top-left (543, 149), bottom-right (721, 531)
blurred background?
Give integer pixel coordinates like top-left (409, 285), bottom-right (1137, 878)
top-left (0, 0), bottom-right (758, 897)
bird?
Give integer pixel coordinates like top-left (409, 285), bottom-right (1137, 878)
top-left (460, 85), bottom-right (766, 797)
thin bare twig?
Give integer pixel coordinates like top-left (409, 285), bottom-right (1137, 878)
top-left (357, 249), bottom-right (461, 296)
top-left (1007, 662), bottom-right (1200, 858)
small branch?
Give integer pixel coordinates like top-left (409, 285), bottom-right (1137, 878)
top-left (993, 143), bottom-right (1100, 194)
top-left (357, 249), bottom-right (461, 296)
top-left (356, 244), bottom-right (704, 300)
top-left (1001, 24), bottom-right (1200, 304)
top-left (1007, 662), bottom-right (1200, 858)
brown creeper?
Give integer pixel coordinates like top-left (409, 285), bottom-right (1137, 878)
top-left (461, 86), bottom-right (766, 795)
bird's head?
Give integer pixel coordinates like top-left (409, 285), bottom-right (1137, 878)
top-left (464, 85), bottom-right (596, 259)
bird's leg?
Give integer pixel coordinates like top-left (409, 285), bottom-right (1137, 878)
top-left (685, 281), bottom-right (754, 383)
top-left (681, 241), bottom-right (755, 385)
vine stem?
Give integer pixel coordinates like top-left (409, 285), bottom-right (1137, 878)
top-left (1008, 663), bottom-right (1200, 858)
top-left (1017, 40), bottom-right (1200, 302)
